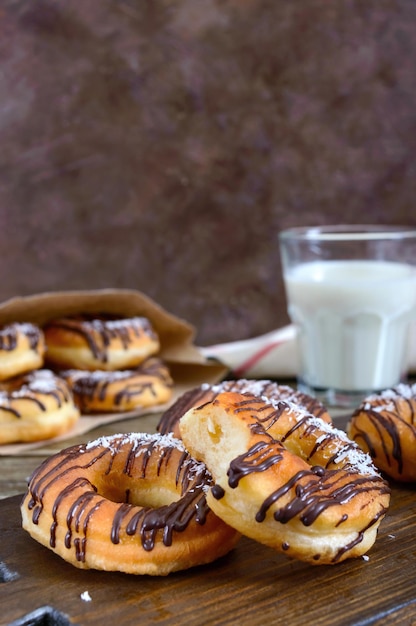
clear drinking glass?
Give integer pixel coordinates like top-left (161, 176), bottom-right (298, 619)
top-left (279, 225), bottom-right (416, 407)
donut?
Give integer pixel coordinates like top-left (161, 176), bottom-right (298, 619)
top-left (0, 322), bottom-right (45, 381)
top-left (20, 432), bottom-right (241, 575)
top-left (157, 378), bottom-right (331, 438)
top-left (0, 369), bottom-right (80, 444)
top-left (347, 383), bottom-right (416, 482)
top-left (61, 357), bottom-right (173, 414)
top-left (179, 391), bottom-right (390, 565)
top-left (43, 316), bottom-right (160, 371)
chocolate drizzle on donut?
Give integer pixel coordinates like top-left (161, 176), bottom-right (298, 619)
top-left (201, 393), bottom-right (390, 563)
top-left (348, 384), bottom-right (416, 480)
top-left (25, 433), bottom-right (212, 561)
top-left (223, 439), bottom-right (388, 542)
top-left (0, 322), bottom-right (43, 352)
top-left (62, 358), bottom-right (173, 413)
top-left (0, 370), bottom-right (73, 419)
top-left (229, 394), bottom-right (379, 475)
top-left (157, 379), bottom-right (330, 436)
top-left (45, 316), bottom-right (157, 364)
top-left (352, 406), bottom-right (404, 473)
top-left (227, 440), bottom-right (285, 488)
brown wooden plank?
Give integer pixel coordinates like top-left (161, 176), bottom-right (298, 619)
top-left (1, 482), bottom-right (416, 626)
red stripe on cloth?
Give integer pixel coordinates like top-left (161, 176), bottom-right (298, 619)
top-left (233, 339), bottom-right (287, 377)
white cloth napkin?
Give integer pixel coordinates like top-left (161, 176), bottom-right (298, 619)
top-left (199, 323), bottom-right (416, 379)
top-left (199, 325), bottom-right (298, 378)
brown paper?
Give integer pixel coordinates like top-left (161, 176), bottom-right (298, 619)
top-left (0, 289), bottom-right (228, 455)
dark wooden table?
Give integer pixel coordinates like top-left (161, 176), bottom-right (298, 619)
top-left (1, 408), bottom-right (416, 625)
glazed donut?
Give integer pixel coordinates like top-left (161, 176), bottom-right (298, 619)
top-left (0, 322), bottom-right (45, 381)
top-left (61, 357), bottom-right (173, 414)
top-left (179, 391), bottom-right (390, 565)
top-left (43, 316), bottom-right (160, 371)
top-left (0, 369), bottom-right (80, 444)
top-left (158, 378), bottom-right (331, 438)
top-left (347, 384), bottom-right (416, 482)
top-left (21, 432), bottom-right (241, 575)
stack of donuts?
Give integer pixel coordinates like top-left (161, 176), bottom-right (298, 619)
top-left (0, 314), bottom-right (173, 445)
top-left (21, 378), bottom-right (392, 576)
top-left (43, 315), bottom-right (173, 414)
top-left (0, 322), bottom-right (80, 444)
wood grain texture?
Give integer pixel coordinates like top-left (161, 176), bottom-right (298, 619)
top-left (1, 406), bottom-right (416, 624)
top-left (1, 483), bottom-right (416, 625)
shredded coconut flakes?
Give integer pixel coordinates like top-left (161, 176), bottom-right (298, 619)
top-left (85, 431), bottom-right (187, 454)
top-left (80, 591), bottom-right (92, 602)
top-left (258, 394), bottom-right (379, 476)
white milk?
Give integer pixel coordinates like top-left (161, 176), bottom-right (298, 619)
top-left (284, 260), bottom-right (416, 391)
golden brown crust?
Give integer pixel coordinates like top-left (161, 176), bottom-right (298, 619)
top-left (21, 432), bottom-right (240, 575)
top-left (0, 369), bottom-right (80, 444)
top-left (158, 378), bottom-right (331, 438)
top-left (347, 384), bottom-right (416, 482)
top-left (0, 322), bottom-right (45, 380)
top-left (179, 391), bottom-right (390, 565)
top-left (61, 357), bottom-right (173, 413)
top-left (44, 316), bottom-right (160, 371)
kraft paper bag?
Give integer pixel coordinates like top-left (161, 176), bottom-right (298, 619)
top-left (0, 289), bottom-right (227, 454)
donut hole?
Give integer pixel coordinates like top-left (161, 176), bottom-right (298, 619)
top-left (96, 474), bottom-right (180, 508)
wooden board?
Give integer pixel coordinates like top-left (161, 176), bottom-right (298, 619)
top-left (1, 485), bottom-right (416, 626)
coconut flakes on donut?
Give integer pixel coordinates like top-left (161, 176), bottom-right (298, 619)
top-left (391, 382), bottom-right (416, 398)
top-left (85, 431), bottom-right (186, 453)
top-left (14, 322), bottom-right (37, 332)
top-left (362, 383), bottom-right (416, 411)
top-left (65, 369), bottom-right (135, 381)
top-left (22, 371), bottom-right (60, 393)
top-left (3, 370), bottom-right (67, 399)
top-left (21, 423), bottom-right (239, 574)
top-left (83, 432), bottom-right (210, 476)
top-left (255, 394), bottom-right (380, 477)
top-left (205, 379), bottom-right (276, 397)
top-left (107, 317), bottom-right (147, 327)
top-left (293, 409), bottom-right (379, 476)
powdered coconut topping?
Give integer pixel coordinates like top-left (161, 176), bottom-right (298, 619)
top-left (201, 380), bottom-right (378, 475)
top-left (1, 370), bottom-right (62, 400)
top-left (90, 317), bottom-right (151, 332)
top-left (12, 322), bottom-right (37, 333)
top-left (258, 394), bottom-right (379, 476)
top-left (0, 322), bottom-right (37, 335)
top-left (83, 431), bottom-right (209, 476)
top-left (23, 370), bottom-right (60, 392)
top-left (63, 369), bottom-right (135, 382)
top-left (85, 431), bottom-right (187, 453)
top-left (205, 379), bottom-right (290, 398)
top-left (362, 383), bottom-right (416, 413)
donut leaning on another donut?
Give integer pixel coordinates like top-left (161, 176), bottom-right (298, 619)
top-left (179, 391), bottom-right (390, 565)
top-left (347, 383), bottom-right (416, 482)
top-left (61, 357), bottom-right (173, 413)
top-left (0, 322), bottom-right (45, 381)
top-left (0, 369), bottom-right (80, 444)
top-left (157, 378), bottom-right (331, 438)
top-left (43, 316), bottom-right (160, 371)
top-left (21, 432), bottom-right (241, 575)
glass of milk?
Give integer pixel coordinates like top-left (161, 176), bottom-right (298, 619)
top-left (279, 225), bottom-right (416, 407)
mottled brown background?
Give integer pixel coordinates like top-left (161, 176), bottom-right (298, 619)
top-left (1, 0), bottom-right (416, 346)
